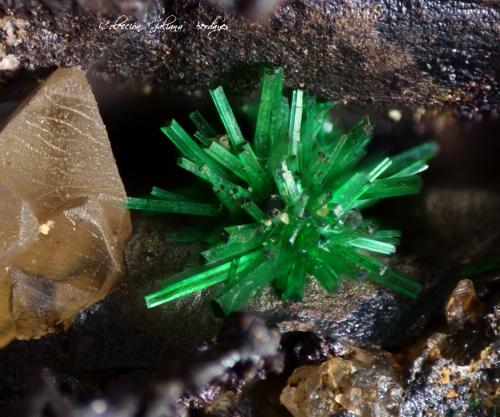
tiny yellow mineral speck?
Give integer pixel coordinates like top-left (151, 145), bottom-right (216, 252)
top-left (316, 205), bottom-right (329, 217)
top-left (39, 220), bottom-right (55, 235)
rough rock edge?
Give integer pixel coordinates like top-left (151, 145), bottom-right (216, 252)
top-left (0, 0), bottom-right (499, 116)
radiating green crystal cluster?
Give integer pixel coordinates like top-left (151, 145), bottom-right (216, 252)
top-left (127, 68), bottom-right (438, 315)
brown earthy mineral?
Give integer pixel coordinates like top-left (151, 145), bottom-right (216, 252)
top-left (280, 346), bottom-right (403, 417)
top-left (0, 68), bottom-right (131, 346)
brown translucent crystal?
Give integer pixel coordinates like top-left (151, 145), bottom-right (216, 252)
top-left (0, 68), bottom-right (131, 346)
top-left (280, 347), bottom-right (403, 417)
top-left (445, 279), bottom-right (483, 327)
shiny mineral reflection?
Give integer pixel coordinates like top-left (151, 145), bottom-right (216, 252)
top-left (0, 68), bottom-right (131, 346)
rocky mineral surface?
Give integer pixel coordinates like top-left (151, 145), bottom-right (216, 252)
top-left (0, 8), bottom-right (499, 412)
top-left (1, 152), bottom-right (498, 416)
top-left (278, 278), bottom-right (499, 417)
top-left (1, 0), bottom-right (499, 115)
top-left (280, 346), bottom-right (403, 417)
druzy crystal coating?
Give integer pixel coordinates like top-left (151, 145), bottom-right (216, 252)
top-left (128, 69), bottom-right (438, 314)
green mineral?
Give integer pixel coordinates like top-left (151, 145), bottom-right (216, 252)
top-left (127, 68), bottom-right (438, 314)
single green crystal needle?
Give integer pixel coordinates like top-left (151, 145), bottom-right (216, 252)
top-left (312, 134), bottom-right (349, 186)
top-left (239, 143), bottom-right (270, 196)
top-left (390, 161), bottom-right (429, 178)
top-left (194, 131), bottom-right (211, 146)
top-left (282, 261), bottom-right (308, 300)
top-left (206, 142), bottom-right (249, 182)
top-left (190, 110), bottom-right (217, 139)
top-left (150, 187), bottom-right (193, 202)
top-left (210, 86), bottom-right (245, 148)
top-left (367, 157), bottom-right (392, 182)
top-left (129, 68), bottom-right (438, 313)
top-left (349, 237), bottom-right (396, 255)
top-left (161, 120), bottom-right (202, 163)
top-left (254, 68), bottom-right (284, 158)
top-left (386, 141), bottom-right (439, 176)
top-left (298, 95), bottom-right (317, 171)
top-left (288, 89), bottom-right (304, 163)
top-left (126, 197), bottom-right (219, 216)
top-left (362, 176), bottom-right (422, 200)
top-left (274, 161), bottom-right (300, 204)
top-left (330, 173), bottom-right (371, 216)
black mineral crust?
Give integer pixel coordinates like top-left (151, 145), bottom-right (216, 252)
top-left (1, 0), bottom-right (499, 115)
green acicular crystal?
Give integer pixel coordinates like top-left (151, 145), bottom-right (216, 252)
top-left (128, 68), bottom-right (438, 315)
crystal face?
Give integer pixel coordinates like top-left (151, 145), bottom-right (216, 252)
top-left (0, 68), bottom-right (131, 346)
top-left (128, 68), bottom-right (438, 314)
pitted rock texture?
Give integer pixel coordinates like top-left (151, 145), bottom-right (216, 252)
top-left (401, 279), bottom-right (499, 417)
top-left (0, 67), bottom-right (131, 345)
top-left (280, 345), bottom-right (403, 417)
top-left (0, 0), bottom-right (499, 115)
top-left (0, 314), bottom-right (283, 417)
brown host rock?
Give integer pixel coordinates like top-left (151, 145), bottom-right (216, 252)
top-left (0, 68), bottom-right (131, 346)
top-left (280, 346), bottom-right (403, 417)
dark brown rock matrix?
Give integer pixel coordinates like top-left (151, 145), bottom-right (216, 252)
top-left (1, 0), bottom-right (499, 115)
